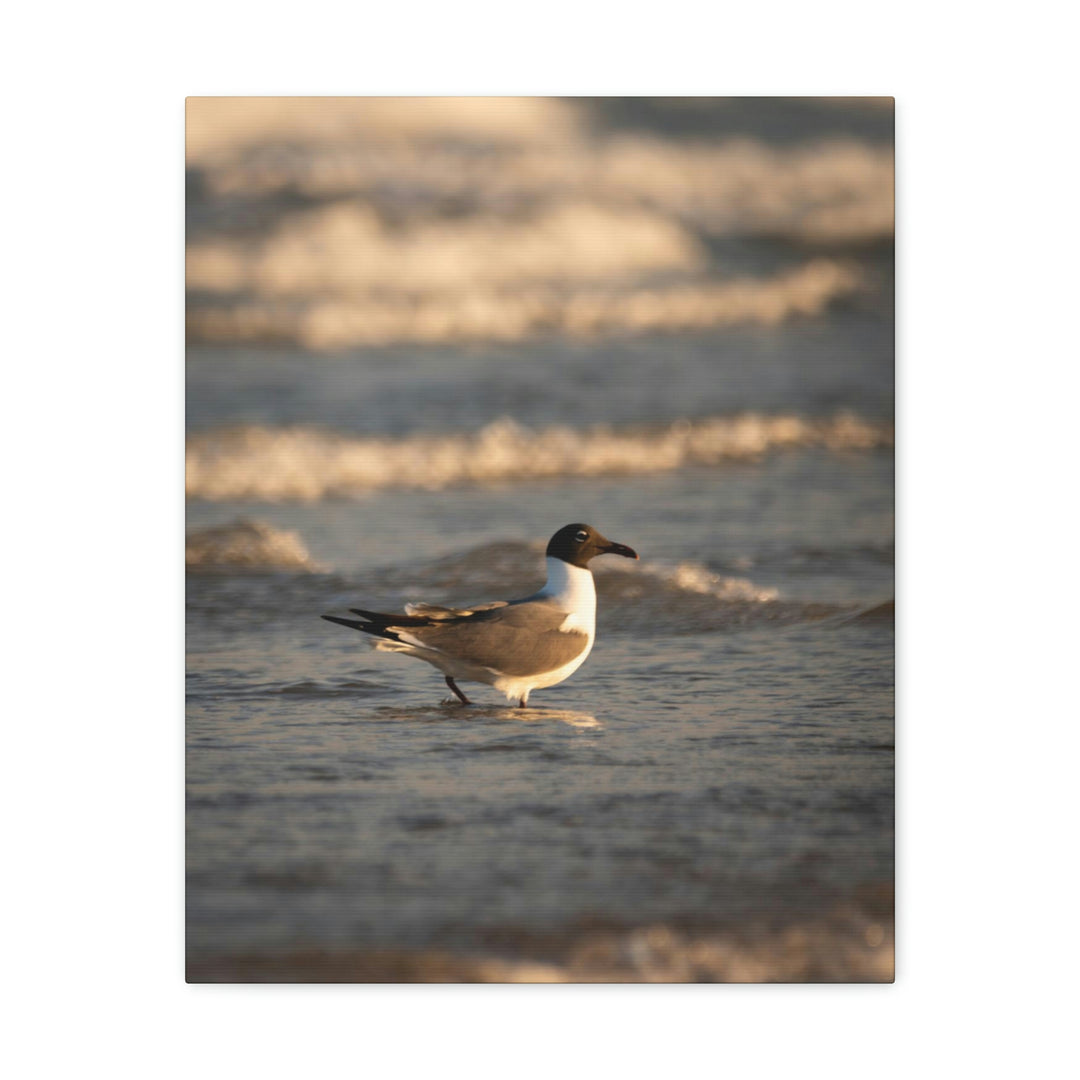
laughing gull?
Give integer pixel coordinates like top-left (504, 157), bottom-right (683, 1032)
top-left (322, 523), bottom-right (638, 707)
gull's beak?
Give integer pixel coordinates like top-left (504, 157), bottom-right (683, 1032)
top-left (603, 541), bottom-right (639, 560)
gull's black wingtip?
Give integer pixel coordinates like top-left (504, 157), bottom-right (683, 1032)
top-left (322, 614), bottom-right (368, 632)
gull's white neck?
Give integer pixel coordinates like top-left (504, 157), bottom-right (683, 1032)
top-left (539, 557), bottom-right (596, 624)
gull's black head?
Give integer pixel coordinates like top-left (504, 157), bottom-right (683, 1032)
top-left (546, 523), bottom-right (639, 568)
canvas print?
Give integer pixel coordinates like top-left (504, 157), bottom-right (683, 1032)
top-left (186, 97), bottom-right (894, 982)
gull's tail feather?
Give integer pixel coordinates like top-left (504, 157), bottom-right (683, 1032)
top-left (322, 613), bottom-right (380, 633)
top-left (322, 607), bottom-right (435, 642)
top-left (320, 613), bottom-right (403, 642)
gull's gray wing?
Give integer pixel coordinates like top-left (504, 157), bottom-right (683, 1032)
top-left (404, 598), bottom-right (587, 676)
top-left (403, 601), bottom-right (508, 620)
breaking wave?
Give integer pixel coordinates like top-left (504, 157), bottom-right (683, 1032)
top-left (187, 257), bottom-right (862, 350)
top-left (187, 98), bottom-right (893, 247)
top-left (188, 895), bottom-right (893, 982)
top-left (594, 554), bottom-right (846, 634)
top-left (184, 532), bottom-right (851, 633)
top-left (363, 538), bottom-right (780, 605)
top-left (185, 519), bottom-right (323, 571)
top-left (319, 539), bottom-right (848, 636)
top-left (186, 411), bottom-right (892, 501)
top-left (600, 559), bottom-right (777, 602)
top-left (186, 98), bottom-right (892, 349)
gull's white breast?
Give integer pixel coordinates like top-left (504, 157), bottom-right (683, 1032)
top-left (538, 557), bottom-right (597, 638)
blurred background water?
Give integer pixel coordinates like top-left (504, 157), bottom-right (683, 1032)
top-left (186, 97), bottom-right (894, 982)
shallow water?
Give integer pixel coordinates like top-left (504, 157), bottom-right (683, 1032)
top-left (186, 352), bottom-right (894, 980)
top-left (187, 601), bottom-right (892, 954)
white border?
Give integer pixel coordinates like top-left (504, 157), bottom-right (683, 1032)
top-left (6, 1), bottom-right (1078, 1076)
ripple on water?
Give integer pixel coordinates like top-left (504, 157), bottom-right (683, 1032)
top-left (187, 678), bottom-right (387, 703)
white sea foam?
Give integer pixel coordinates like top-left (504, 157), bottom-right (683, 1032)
top-left (186, 412), bottom-right (892, 501)
top-left (187, 99), bottom-right (893, 246)
top-left (185, 519), bottom-right (322, 571)
top-left (186, 255), bottom-right (862, 349)
top-left (600, 559), bottom-right (779, 603)
top-left (186, 98), bottom-right (891, 348)
top-left (188, 910), bottom-right (893, 983)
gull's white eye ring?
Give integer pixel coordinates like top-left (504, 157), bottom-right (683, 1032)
top-left (574, 530), bottom-right (589, 542)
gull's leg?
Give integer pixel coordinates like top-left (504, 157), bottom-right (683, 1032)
top-left (518, 695), bottom-right (529, 709)
top-left (445, 676), bottom-right (471, 706)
